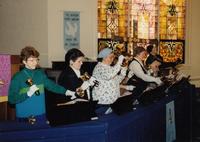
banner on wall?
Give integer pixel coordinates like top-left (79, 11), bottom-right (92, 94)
top-left (0, 55), bottom-right (11, 98)
top-left (166, 100), bottom-right (176, 142)
top-left (64, 11), bottom-right (80, 50)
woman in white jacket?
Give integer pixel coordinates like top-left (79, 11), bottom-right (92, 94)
top-left (92, 48), bottom-right (133, 105)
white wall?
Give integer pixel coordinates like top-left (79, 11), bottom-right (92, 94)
top-left (0, 0), bottom-right (48, 66)
top-left (47, 0), bottom-right (98, 67)
top-left (0, 0), bottom-right (97, 68)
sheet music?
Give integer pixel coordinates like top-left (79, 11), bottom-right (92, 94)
top-left (57, 98), bottom-right (89, 106)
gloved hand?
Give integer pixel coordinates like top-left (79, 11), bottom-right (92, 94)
top-left (120, 67), bottom-right (127, 76)
top-left (125, 85), bottom-right (136, 91)
top-left (27, 85), bottom-right (39, 97)
top-left (81, 81), bottom-right (90, 90)
top-left (65, 90), bottom-right (76, 99)
top-left (117, 55), bottom-right (125, 65)
top-left (88, 76), bottom-right (99, 87)
top-left (154, 77), bottom-right (163, 85)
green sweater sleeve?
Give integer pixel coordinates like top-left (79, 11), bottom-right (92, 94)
top-left (8, 75), bottom-right (29, 104)
top-left (41, 70), bottom-right (67, 94)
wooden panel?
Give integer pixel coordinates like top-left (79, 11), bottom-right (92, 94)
top-left (0, 102), bottom-right (7, 120)
top-left (11, 55), bottom-right (20, 64)
top-left (8, 55), bottom-right (20, 120)
top-left (11, 64), bottom-right (20, 76)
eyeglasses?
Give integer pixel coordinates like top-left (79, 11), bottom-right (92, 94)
top-left (27, 58), bottom-right (40, 62)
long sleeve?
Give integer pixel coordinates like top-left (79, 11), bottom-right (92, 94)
top-left (129, 60), bottom-right (158, 83)
top-left (42, 70), bottom-right (66, 94)
top-left (115, 67), bottom-right (126, 84)
top-left (8, 74), bottom-right (29, 104)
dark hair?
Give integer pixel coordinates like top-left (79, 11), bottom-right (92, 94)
top-left (133, 46), bottom-right (146, 57)
top-left (156, 54), bottom-right (163, 62)
top-left (113, 36), bottom-right (124, 43)
top-left (65, 48), bottom-right (84, 66)
top-left (146, 45), bottom-right (154, 54)
top-left (20, 46), bottom-right (39, 62)
top-left (146, 55), bottom-right (163, 66)
top-left (146, 56), bottom-right (156, 66)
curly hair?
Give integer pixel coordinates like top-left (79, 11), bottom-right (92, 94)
top-left (20, 46), bottom-right (39, 62)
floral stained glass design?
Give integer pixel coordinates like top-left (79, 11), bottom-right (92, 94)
top-left (159, 40), bottom-right (184, 62)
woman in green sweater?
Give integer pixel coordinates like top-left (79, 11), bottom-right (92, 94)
top-left (8, 46), bottom-right (76, 125)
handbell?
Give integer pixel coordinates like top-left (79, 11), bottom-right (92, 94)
top-left (114, 51), bottom-right (132, 67)
top-left (121, 56), bottom-right (131, 67)
top-left (26, 78), bottom-right (40, 96)
top-left (77, 72), bottom-right (91, 98)
top-left (80, 72), bottom-right (90, 81)
top-left (28, 115), bottom-right (36, 125)
top-left (76, 88), bottom-right (85, 97)
top-left (26, 78), bottom-right (33, 86)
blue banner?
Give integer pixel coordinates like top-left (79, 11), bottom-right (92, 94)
top-left (166, 101), bottom-right (176, 142)
top-left (64, 11), bottom-right (80, 50)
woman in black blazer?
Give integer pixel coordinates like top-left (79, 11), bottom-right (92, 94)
top-left (58, 48), bottom-right (88, 100)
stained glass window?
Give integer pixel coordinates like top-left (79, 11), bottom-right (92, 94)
top-left (159, 0), bottom-right (185, 40)
top-left (98, 0), bottom-right (186, 62)
top-left (98, 0), bottom-right (129, 38)
top-left (159, 0), bottom-right (185, 62)
top-left (131, 0), bottom-right (158, 40)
